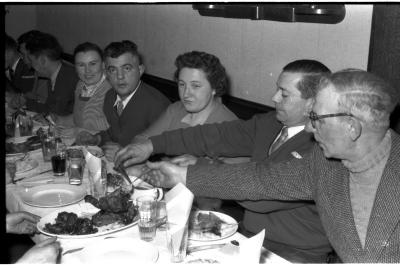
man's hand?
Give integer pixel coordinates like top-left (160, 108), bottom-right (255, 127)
top-left (75, 131), bottom-right (99, 146)
top-left (6, 212), bottom-right (41, 235)
top-left (170, 154), bottom-right (198, 167)
top-left (114, 139), bottom-right (154, 168)
top-left (16, 237), bottom-right (61, 264)
top-left (102, 142), bottom-right (121, 162)
top-left (140, 160), bottom-right (188, 189)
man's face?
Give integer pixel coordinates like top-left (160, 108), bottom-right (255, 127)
top-left (75, 50), bottom-right (104, 86)
top-left (305, 85), bottom-right (352, 159)
top-left (19, 43), bottom-right (31, 67)
top-left (27, 53), bottom-right (46, 77)
top-left (272, 72), bottom-right (312, 127)
top-left (105, 52), bottom-right (144, 99)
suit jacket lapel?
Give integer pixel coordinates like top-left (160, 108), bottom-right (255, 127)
top-left (363, 137), bottom-right (400, 261)
top-left (268, 130), bottom-right (312, 162)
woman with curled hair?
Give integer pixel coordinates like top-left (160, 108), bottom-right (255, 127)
top-left (135, 51), bottom-right (237, 140)
top-left (133, 51), bottom-right (238, 211)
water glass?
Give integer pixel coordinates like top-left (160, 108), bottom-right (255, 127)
top-left (41, 136), bottom-right (56, 162)
top-left (156, 201), bottom-right (168, 230)
top-left (166, 219), bottom-right (189, 263)
top-left (136, 196), bottom-right (157, 242)
top-left (68, 156), bottom-right (85, 185)
top-left (19, 115), bottom-right (33, 136)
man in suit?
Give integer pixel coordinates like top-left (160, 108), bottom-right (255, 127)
top-left (16, 30), bottom-right (50, 114)
top-left (115, 60), bottom-right (333, 262)
top-left (142, 69), bottom-right (400, 263)
top-left (5, 34), bottom-right (36, 109)
top-left (75, 40), bottom-right (170, 162)
top-left (25, 32), bottom-right (79, 118)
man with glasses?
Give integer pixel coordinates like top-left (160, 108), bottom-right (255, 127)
top-left (115, 60), bottom-right (334, 262)
top-left (75, 40), bottom-right (170, 161)
top-left (141, 69), bottom-right (400, 263)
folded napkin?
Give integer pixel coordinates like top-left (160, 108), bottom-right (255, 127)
top-left (83, 147), bottom-right (105, 196)
top-left (220, 229), bottom-right (265, 264)
top-left (164, 183), bottom-right (194, 254)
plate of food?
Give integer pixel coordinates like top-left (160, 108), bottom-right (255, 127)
top-left (37, 188), bottom-right (139, 239)
top-left (15, 158), bottom-right (39, 175)
top-left (62, 238), bottom-right (159, 264)
top-left (189, 210), bottom-right (238, 241)
top-left (21, 184), bottom-right (87, 207)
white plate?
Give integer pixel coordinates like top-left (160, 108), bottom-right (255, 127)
top-left (63, 238), bottom-right (159, 264)
top-left (15, 158), bottom-right (39, 174)
top-left (37, 202), bottom-right (139, 239)
top-left (6, 136), bottom-right (32, 143)
top-left (189, 210), bottom-right (238, 242)
top-left (21, 184), bottom-right (86, 207)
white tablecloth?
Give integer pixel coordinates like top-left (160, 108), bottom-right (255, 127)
top-left (6, 148), bottom-right (290, 264)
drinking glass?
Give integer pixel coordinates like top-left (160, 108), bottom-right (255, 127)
top-left (156, 201), bottom-right (168, 230)
top-left (51, 142), bottom-right (66, 176)
top-left (166, 219), bottom-right (189, 263)
top-left (41, 135), bottom-right (56, 162)
top-left (136, 196), bottom-right (157, 242)
top-left (68, 156), bottom-right (85, 185)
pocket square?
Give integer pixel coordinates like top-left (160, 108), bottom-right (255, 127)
top-left (291, 151), bottom-right (302, 159)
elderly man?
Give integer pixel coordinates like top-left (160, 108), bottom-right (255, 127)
top-left (25, 32), bottom-right (79, 117)
top-left (115, 60), bottom-right (333, 262)
top-left (75, 40), bottom-right (170, 161)
top-left (143, 69), bottom-right (400, 263)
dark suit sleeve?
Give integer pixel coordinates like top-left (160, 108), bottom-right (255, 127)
top-left (186, 147), bottom-right (317, 201)
top-left (150, 115), bottom-right (260, 158)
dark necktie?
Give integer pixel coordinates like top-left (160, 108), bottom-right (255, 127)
top-left (116, 100), bottom-right (124, 116)
top-left (269, 126), bottom-right (289, 155)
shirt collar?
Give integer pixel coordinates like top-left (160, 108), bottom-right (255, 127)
top-left (113, 80), bottom-right (141, 108)
top-left (11, 57), bottom-right (20, 72)
top-left (82, 73), bottom-right (106, 97)
top-left (286, 125), bottom-right (305, 139)
top-left (50, 62), bottom-right (62, 91)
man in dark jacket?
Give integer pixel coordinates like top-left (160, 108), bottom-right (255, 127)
top-left (115, 60), bottom-right (334, 262)
top-left (75, 40), bottom-right (170, 161)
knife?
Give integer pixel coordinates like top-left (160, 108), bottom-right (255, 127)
top-left (187, 243), bottom-right (227, 254)
top-left (13, 169), bottom-right (53, 183)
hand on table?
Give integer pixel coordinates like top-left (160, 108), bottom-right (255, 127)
top-left (140, 160), bottom-right (187, 189)
top-left (75, 131), bottom-right (100, 146)
top-left (114, 138), bottom-right (153, 168)
top-left (16, 237), bottom-right (61, 264)
top-left (102, 142), bottom-right (121, 162)
top-left (6, 212), bottom-right (41, 235)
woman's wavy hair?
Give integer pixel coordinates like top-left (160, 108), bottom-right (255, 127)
top-left (174, 51), bottom-right (228, 97)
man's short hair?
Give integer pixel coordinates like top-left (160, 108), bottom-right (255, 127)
top-left (173, 51), bottom-right (229, 97)
top-left (320, 69), bottom-right (399, 129)
top-left (5, 34), bottom-right (18, 52)
top-left (73, 42), bottom-right (103, 61)
top-left (25, 32), bottom-right (62, 61)
top-left (103, 40), bottom-right (142, 64)
top-left (17, 30), bottom-right (42, 51)
top-left (283, 59), bottom-right (331, 99)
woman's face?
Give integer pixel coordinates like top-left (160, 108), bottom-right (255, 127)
top-left (178, 67), bottom-right (216, 113)
top-left (75, 50), bottom-right (104, 86)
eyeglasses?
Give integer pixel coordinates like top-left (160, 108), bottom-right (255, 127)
top-left (309, 111), bottom-right (354, 128)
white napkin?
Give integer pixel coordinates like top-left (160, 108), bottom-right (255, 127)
top-left (164, 183), bottom-right (194, 253)
top-left (83, 147), bottom-right (102, 192)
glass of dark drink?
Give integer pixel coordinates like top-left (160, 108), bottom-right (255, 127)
top-left (51, 142), bottom-right (66, 176)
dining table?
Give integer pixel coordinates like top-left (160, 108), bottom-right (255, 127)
top-left (5, 111), bottom-right (290, 264)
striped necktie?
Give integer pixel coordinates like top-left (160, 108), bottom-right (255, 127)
top-left (116, 100), bottom-right (124, 116)
top-left (269, 126), bottom-right (289, 155)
